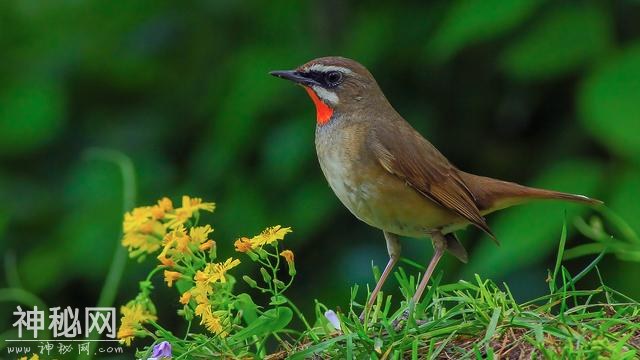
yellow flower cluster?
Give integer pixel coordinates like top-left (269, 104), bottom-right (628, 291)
top-left (185, 257), bottom-right (240, 336)
top-left (117, 301), bottom-right (157, 346)
top-left (122, 196), bottom-right (215, 259)
top-left (234, 225), bottom-right (292, 252)
top-left (118, 195), bottom-right (297, 346)
top-left (235, 226), bottom-right (296, 276)
top-left (157, 224), bottom-right (216, 267)
top-left (118, 195), bottom-right (218, 345)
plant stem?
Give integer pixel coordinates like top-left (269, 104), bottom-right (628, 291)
top-left (286, 297), bottom-right (320, 342)
top-left (81, 149), bottom-right (136, 360)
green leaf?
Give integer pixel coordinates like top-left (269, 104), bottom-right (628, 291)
top-left (501, 5), bottom-right (612, 81)
top-left (230, 307), bottom-right (292, 343)
top-left (427, 0), bottom-right (542, 62)
top-left (288, 335), bottom-right (349, 360)
top-left (579, 43), bottom-right (640, 160)
top-left (269, 295), bottom-right (286, 306)
top-left (234, 293), bottom-right (258, 324)
top-left (463, 160), bottom-right (603, 279)
top-left (550, 220), bottom-right (568, 293)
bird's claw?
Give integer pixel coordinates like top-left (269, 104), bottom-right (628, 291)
top-left (392, 309), bottom-right (410, 330)
top-left (392, 309), bottom-right (427, 330)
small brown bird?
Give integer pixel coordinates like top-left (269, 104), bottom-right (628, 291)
top-left (270, 57), bottom-right (600, 315)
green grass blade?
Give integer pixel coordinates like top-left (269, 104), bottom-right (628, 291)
top-left (550, 219), bottom-right (568, 294)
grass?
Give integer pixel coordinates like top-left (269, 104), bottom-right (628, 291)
top-left (268, 222), bottom-right (640, 359)
top-left (277, 272), bottom-right (639, 359)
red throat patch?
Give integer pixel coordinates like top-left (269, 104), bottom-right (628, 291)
top-left (304, 87), bottom-right (333, 126)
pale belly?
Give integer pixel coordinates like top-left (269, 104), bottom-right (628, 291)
top-left (316, 141), bottom-right (466, 238)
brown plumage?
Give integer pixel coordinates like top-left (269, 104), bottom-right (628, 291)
top-left (270, 56), bottom-right (601, 317)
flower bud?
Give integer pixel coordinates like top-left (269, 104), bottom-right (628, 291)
top-left (260, 267), bottom-right (272, 283)
top-left (273, 279), bottom-right (285, 289)
top-left (242, 275), bottom-right (258, 288)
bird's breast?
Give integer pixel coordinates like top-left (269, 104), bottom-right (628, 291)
top-left (314, 119), bottom-right (464, 237)
top-left (315, 121), bottom-right (376, 223)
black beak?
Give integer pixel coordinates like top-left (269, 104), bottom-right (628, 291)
top-left (269, 70), bottom-right (320, 86)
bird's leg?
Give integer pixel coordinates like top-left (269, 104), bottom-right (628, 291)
top-left (360, 232), bottom-right (400, 321)
top-left (393, 231), bottom-right (446, 329)
top-left (412, 231), bottom-right (446, 305)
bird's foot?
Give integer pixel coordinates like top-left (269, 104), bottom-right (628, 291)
top-left (392, 309), bottom-right (427, 330)
top-left (392, 309), bottom-right (409, 330)
top-left (358, 310), bottom-right (366, 323)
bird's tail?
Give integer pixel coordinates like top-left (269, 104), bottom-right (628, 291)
top-left (459, 171), bottom-right (602, 214)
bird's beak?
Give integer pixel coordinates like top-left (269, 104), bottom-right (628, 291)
top-left (269, 70), bottom-right (320, 87)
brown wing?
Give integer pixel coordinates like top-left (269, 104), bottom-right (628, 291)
top-left (368, 124), bottom-right (497, 241)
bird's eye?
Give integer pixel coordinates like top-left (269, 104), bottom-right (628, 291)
top-left (325, 71), bottom-right (343, 87)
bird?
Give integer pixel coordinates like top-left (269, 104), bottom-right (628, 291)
top-left (269, 56), bottom-right (601, 317)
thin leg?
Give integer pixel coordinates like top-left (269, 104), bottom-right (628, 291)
top-left (361, 232), bottom-right (401, 318)
top-left (411, 231), bottom-right (446, 304)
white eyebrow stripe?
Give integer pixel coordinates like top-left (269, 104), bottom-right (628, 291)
top-left (307, 64), bottom-right (353, 74)
top-left (312, 86), bottom-right (339, 105)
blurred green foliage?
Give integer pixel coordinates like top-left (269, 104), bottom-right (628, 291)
top-left (1, 0), bottom-right (640, 336)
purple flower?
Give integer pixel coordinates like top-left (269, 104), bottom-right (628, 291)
top-left (148, 341), bottom-right (172, 360)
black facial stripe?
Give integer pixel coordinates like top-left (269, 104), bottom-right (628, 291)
top-left (306, 71), bottom-right (326, 85)
top-left (304, 70), bottom-right (343, 88)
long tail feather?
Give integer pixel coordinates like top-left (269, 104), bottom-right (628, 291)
top-left (459, 171), bottom-right (602, 214)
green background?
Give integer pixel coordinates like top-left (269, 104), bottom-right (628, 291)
top-left (1, 0), bottom-right (639, 350)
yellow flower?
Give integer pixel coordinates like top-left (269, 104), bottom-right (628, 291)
top-left (195, 304), bottom-right (228, 337)
top-left (190, 225), bottom-right (213, 244)
top-left (190, 281), bottom-right (212, 304)
top-left (123, 207), bottom-right (154, 233)
top-left (164, 196), bottom-right (215, 229)
top-left (155, 225), bottom-right (191, 265)
top-left (280, 250), bottom-right (296, 276)
top-left (199, 240), bottom-right (215, 251)
top-left (234, 237), bottom-right (253, 252)
top-left (182, 195), bottom-right (216, 213)
top-left (179, 291), bottom-right (192, 305)
top-left (250, 226), bottom-right (292, 248)
top-left (191, 258), bottom-right (239, 305)
top-left (164, 208), bottom-right (191, 230)
top-left (194, 270), bottom-right (208, 282)
top-left (189, 225), bottom-right (215, 252)
top-left (195, 258), bottom-right (241, 285)
top-left (172, 227), bottom-right (191, 253)
top-left (158, 197), bottom-right (173, 211)
top-left (157, 252), bottom-right (175, 267)
top-left (280, 250), bottom-right (294, 264)
top-left (157, 239), bottom-right (175, 267)
top-left (235, 226), bottom-right (293, 253)
top-left (150, 201), bottom-right (166, 220)
top-left (212, 258), bottom-right (241, 283)
top-left (151, 206), bottom-right (164, 220)
top-left (203, 312), bottom-right (225, 336)
top-left (122, 232), bottom-right (162, 256)
top-left (122, 204), bottom-right (166, 257)
top-left (117, 302), bottom-right (157, 346)
top-left (194, 302), bottom-right (209, 317)
top-left (164, 270), bottom-right (182, 287)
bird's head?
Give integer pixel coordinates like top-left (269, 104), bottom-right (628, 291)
top-left (270, 56), bottom-right (383, 126)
